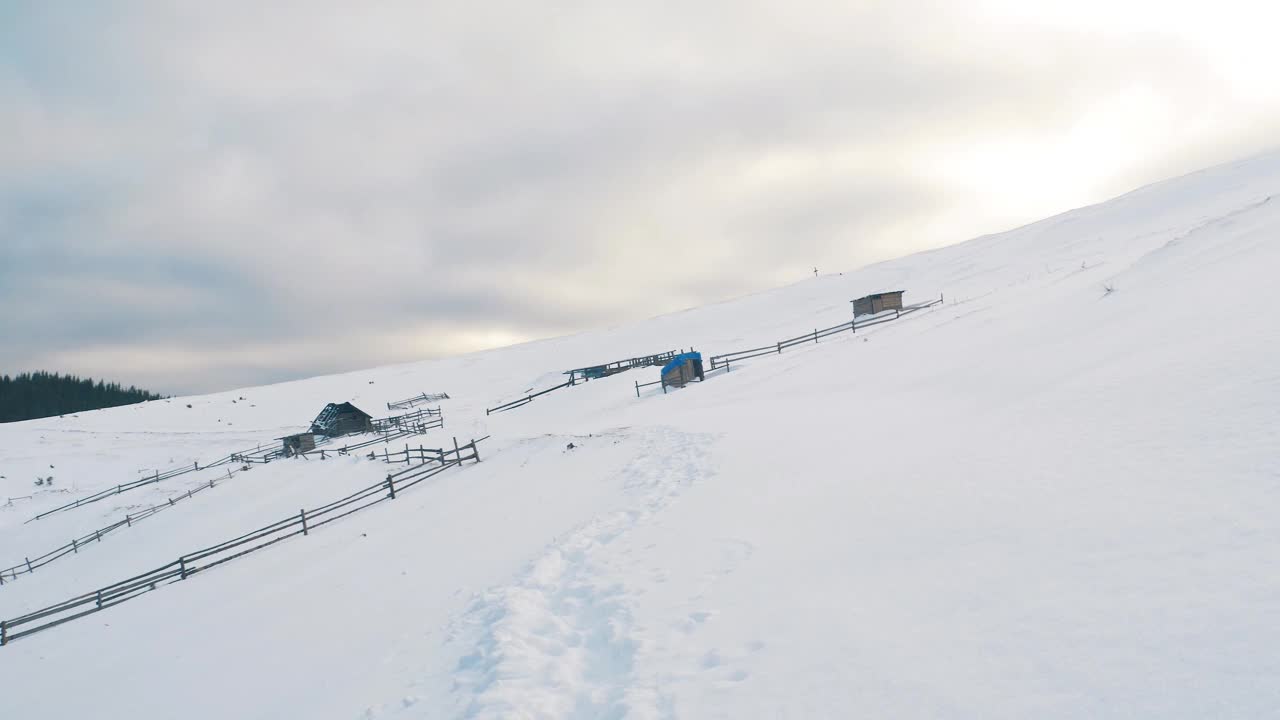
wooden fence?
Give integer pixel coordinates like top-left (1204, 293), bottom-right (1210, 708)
top-left (564, 350), bottom-right (679, 383)
top-left (485, 379), bottom-right (575, 415)
top-left (0, 437), bottom-right (487, 647)
top-left (386, 392), bottom-right (449, 411)
top-left (707, 296), bottom-right (944, 371)
top-left (488, 349), bottom-right (687, 415)
top-left (1, 467), bottom-right (240, 586)
top-left (30, 415), bottom-right (450, 520)
top-left (4, 427), bottom-right (452, 585)
top-left (370, 407), bottom-right (442, 434)
top-left (29, 454), bottom-right (240, 521)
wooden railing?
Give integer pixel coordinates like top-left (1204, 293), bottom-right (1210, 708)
top-left (370, 407), bottom-right (442, 434)
top-left (1, 467), bottom-right (239, 585)
top-left (30, 414), bottom-right (451, 521)
top-left (0, 437), bottom-right (488, 647)
top-left (488, 349), bottom-right (687, 414)
top-left (2, 425), bottom-right (451, 587)
top-left (564, 350), bottom-right (679, 383)
top-left (485, 379), bottom-right (575, 416)
top-left (386, 392), bottom-right (449, 411)
top-left (29, 455), bottom-right (239, 521)
top-left (707, 296), bottom-right (943, 371)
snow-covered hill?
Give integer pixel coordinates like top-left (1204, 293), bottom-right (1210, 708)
top-left (2, 149), bottom-right (1279, 719)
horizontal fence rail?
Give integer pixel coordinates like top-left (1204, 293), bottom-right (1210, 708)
top-left (386, 392), bottom-right (449, 411)
top-left (489, 349), bottom-right (688, 415)
top-left (30, 413), bottom-right (452, 521)
top-left (708, 296), bottom-right (943, 371)
top-left (564, 350), bottom-right (679, 383)
top-left (371, 407), bottom-right (442, 434)
top-left (1, 467), bottom-right (240, 586)
top-left (485, 379), bottom-right (575, 415)
top-left (0, 437), bottom-right (489, 647)
top-left (29, 454), bottom-right (240, 521)
top-left (5, 426), bottom-right (451, 586)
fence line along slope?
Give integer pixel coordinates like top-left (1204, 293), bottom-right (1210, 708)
top-left (0, 438), bottom-right (486, 646)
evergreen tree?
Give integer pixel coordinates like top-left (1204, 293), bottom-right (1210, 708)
top-left (0, 372), bottom-right (165, 423)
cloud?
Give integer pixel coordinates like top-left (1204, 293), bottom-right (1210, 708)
top-left (2, 1), bottom-right (1279, 393)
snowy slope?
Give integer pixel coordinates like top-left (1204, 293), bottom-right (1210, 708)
top-left (1, 149), bottom-right (1279, 718)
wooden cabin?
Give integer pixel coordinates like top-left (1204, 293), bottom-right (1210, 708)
top-left (660, 352), bottom-right (704, 389)
top-left (309, 402), bottom-right (373, 437)
top-left (280, 433), bottom-right (316, 457)
top-left (852, 291), bottom-right (905, 317)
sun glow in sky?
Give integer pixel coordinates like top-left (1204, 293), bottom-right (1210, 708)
top-left (2, 1), bottom-right (1278, 393)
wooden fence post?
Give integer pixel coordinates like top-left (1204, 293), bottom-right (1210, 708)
top-left (72, 538), bottom-right (78, 554)
top-left (851, 317), bottom-right (856, 333)
top-left (126, 514), bottom-right (132, 527)
top-left (25, 557), bottom-right (32, 573)
top-left (635, 380), bottom-right (640, 398)
top-left (300, 509), bottom-right (309, 535)
top-left (777, 341), bottom-right (781, 354)
top-left (814, 329), bottom-right (818, 343)
top-left (387, 477), bottom-right (397, 500)
top-left (179, 557), bottom-right (188, 580)
top-left (1, 619), bottom-right (7, 646)
top-left (96, 590), bottom-right (103, 609)
top-left (472, 439), bottom-right (481, 463)
top-left (453, 437), bottom-right (461, 467)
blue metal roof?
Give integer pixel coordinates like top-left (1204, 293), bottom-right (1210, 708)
top-left (660, 351), bottom-right (702, 376)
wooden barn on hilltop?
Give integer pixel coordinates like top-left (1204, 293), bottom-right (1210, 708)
top-left (310, 402), bottom-right (373, 437)
top-left (852, 290), bottom-right (905, 317)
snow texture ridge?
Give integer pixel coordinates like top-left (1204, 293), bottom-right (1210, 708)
top-left (449, 426), bottom-right (713, 720)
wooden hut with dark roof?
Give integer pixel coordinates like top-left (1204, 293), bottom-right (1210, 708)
top-left (852, 290), bottom-right (905, 317)
top-left (309, 402), bottom-right (373, 437)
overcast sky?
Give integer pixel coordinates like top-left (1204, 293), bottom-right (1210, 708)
top-left (3, 1), bottom-right (1279, 394)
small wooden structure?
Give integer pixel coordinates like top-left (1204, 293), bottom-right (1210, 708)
top-left (852, 291), bottom-right (905, 317)
top-left (279, 433), bottom-right (317, 458)
top-left (565, 350), bottom-right (678, 383)
top-left (309, 402), bottom-right (373, 437)
top-left (660, 352), bottom-right (704, 390)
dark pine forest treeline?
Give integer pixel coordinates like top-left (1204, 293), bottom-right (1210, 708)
top-left (0, 372), bottom-right (165, 423)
